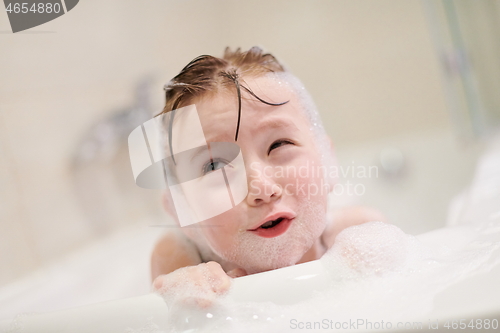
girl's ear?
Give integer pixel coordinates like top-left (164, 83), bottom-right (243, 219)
top-left (323, 134), bottom-right (338, 192)
top-left (161, 188), bottom-right (178, 220)
top-left (162, 190), bottom-right (204, 246)
top-left (327, 135), bottom-right (334, 150)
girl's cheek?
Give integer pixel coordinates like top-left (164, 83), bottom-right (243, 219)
top-left (203, 209), bottom-right (241, 247)
top-left (283, 158), bottom-right (328, 200)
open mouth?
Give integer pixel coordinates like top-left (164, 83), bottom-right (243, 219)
top-left (260, 217), bottom-right (285, 229)
top-left (249, 216), bottom-right (294, 238)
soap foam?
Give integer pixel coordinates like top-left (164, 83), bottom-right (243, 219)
top-left (153, 215), bottom-right (500, 332)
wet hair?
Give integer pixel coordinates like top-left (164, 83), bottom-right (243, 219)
top-left (158, 47), bottom-right (289, 160)
top-left (160, 47), bottom-right (337, 244)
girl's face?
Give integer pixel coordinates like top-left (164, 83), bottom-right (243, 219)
top-left (181, 75), bottom-right (330, 274)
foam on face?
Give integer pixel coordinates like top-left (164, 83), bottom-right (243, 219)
top-left (205, 198), bottom-right (327, 274)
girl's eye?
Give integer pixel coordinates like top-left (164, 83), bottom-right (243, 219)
top-left (268, 139), bottom-right (294, 154)
top-left (202, 159), bottom-right (228, 175)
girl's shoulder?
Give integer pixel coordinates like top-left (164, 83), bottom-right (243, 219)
top-left (150, 230), bottom-right (203, 281)
top-left (322, 205), bottom-right (387, 249)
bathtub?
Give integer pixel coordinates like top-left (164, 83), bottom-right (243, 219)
top-left (1, 229), bottom-right (500, 332)
top-left (1, 130), bottom-right (499, 332)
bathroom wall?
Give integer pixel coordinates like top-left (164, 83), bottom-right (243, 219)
top-left (0, 0), bottom-right (468, 287)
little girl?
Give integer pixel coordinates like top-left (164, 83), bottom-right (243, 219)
top-left (149, 46), bottom-right (385, 306)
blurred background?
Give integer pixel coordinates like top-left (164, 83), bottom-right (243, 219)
top-left (0, 0), bottom-right (499, 319)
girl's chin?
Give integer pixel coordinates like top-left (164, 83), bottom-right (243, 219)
top-left (209, 223), bottom-right (319, 273)
top-left (233, 250), bottom-right (308, 274)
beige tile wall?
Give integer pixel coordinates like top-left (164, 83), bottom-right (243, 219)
top-left (0, 0), bottom-right (452, 286)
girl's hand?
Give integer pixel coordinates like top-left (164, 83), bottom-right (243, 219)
top-left (152, 261), bottom-right (244, 308)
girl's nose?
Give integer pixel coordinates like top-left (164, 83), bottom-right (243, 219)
top-left (246, 163), bottom-right (282, 206)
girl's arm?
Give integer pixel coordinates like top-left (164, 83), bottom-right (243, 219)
top-left (150, 231), bottom-right (202, 282)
